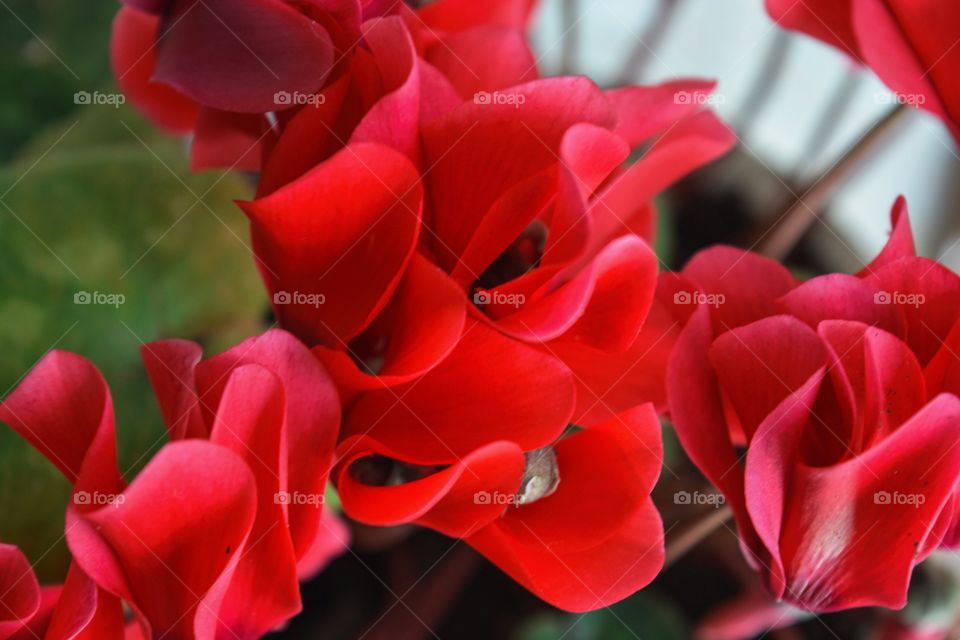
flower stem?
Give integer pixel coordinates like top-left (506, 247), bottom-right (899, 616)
top-left (756, 103), bottom-right (910, 260)
top-left (664, 504), bottom-right (733, 569)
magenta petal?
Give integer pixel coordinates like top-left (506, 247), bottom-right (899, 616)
top-left (0, 545), bottom-right (40, 640)
top-left (856, 196), bottom-right (916, 277)
top-left (681, 246), bottom-right (797, 332)
top-left (154, 0), bottom-right (335, 113)
top-left (777, 274), bottom-right (906, 339)
top-left (0, 351), bottom-right (122, 495)
top-left (776, 394), bottom-right (960, 611)
top-left (67, 440), bottom-right (257, 639)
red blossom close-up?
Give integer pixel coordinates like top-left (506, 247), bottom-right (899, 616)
top-left (4, 0), bottom-right (960, 638)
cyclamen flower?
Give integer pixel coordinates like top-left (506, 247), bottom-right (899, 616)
top-left (110, 0), bottom-right (540, 171)
top-left (0, 330), bottom-right (343, 639)
top-left (766, 0), bottom-right (960, 139)
top-left (667, 198), bottom-right (960, 611)
top-left (243, 72), bottom-right (733, 409)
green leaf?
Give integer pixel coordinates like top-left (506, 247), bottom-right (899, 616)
top-left (0, 110), bottom-right (266, 581)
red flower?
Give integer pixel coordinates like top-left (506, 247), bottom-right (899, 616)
top-left (0, 329), bottom-right (343, 638)
top-left (766, 0), bottom-right (960, 139)
top-left (110, 1), bottom-right (541, 172)
top-left (667, 197), bottom-right (960, 611)
top-left (243, 75), bottom-right (732, 410)
top-left (336, 401), bottom-right (665, 612)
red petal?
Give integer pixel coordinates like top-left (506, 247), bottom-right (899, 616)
top-left (43, 564), bottom-right (125, 640)
top-left (856, 196), bottom-right (915, 277)
top-left (422, 76), bottom-right (614, 269)
top-left (314, 254), bottom-right (467, 391)
top-left (147, 330), bottom-right (340, 566)
top-left (140, 339), bottom-right (207, 440)
top-left (554, 278), bottom-right (682, 425)
top-left (190, 108), bottom-right (274, 172)
top-left (467, 406), bottom-right (664, 612)
top-left (854, 0), bottom-right (955, 130)
top-left (0, 352), bottom-right (122, 495)
top-left (588, 111), bottom-right (734, 251)
top-left (777, 274), bottom-right (906, 338)
top-left (67, 441), bottom-right (257, 639)
top-left (110, 7), bottom-right (198, 133)
top-left (424, 26), bottom-right (538, 98)
top-left (667, 308), bottom-right (758, 551)
top-left (348, 17), bottom-right (422, 161)
top-left (776, 394), bottom-right (960, 610)
top-left (343, 320), bottom-right (575, 464)
top-left (865, 257), bottom-right (960, 366)
top-left (336, 436), bottom-right (525, 537)
top-left (153, 0), bottom-right (334, 113)
top-left (681, 246), bottom-right (797, 332)
top-left (606, 79), bottom-right (720, 147)
top-left (415, 0), bottom-right (539, 31)
top-left (241, 143), bottom-right (423, 347)
top-left (765, 0), bottom-right (861, 60)
top-left (0, 545), bottom-right (40, 640)
top-left (205, 365), bottom-right (301, 639)
top-left (709, 315), bottom-right (828, 443)
top-left (557, 234), bottom-right (659, 352)
top-left (257, 61), bottom-right (356, 195)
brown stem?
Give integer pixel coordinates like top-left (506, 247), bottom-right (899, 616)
top-left (756, 103), bottom-right (910, 260)
top-left (560, 0), bottom-right (581, 75)
top-left (614, 0), bottom-right (682, 85)
top-left (363, 543), bottom-right (481, 640)
top-left (663, 504), bottom-right (732, 569)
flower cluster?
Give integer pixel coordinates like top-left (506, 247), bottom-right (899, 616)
top-left (4, 0), bottom-right (960, 638)
top-left (668, 199), bottom-right (960, 612)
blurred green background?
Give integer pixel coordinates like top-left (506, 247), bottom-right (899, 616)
top-left (0, 0), bottom-right (267, 582)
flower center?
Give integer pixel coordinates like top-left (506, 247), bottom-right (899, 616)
top-left (515, 446), bottom-right (560, 505)
top-left (473, 221), bottom-right (548, 294)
